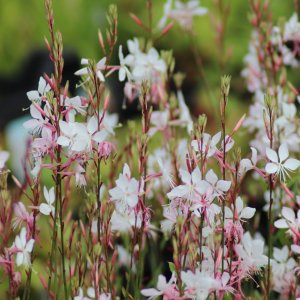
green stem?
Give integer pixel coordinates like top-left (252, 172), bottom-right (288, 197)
top-left (58, 173), bottom-right (68, 300)
top-left (267, 178), bottom-right (273, 300)
top-left (221, 113), bottom-right (226, 273)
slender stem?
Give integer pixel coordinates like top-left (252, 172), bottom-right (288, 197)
top-left (266, 107), bottom-right (274, 300)
top-left (199, 213), bottom-right (204, 271)
top-left (47, 163), bottom-right (60, 299)
top-left (267, 181), bottom-right (273, 300)
top-left (221, 99), bottom-right (226, 273)
top-left (58, 173), bottom-right (68, 300)
top-left (147, 0), bottom-right (153, 41)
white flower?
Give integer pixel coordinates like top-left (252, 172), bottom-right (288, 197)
top-left (39, 186), bottom-right (55, 215)
top-left (235, 232), bottom-right (268, 274)
top-left (99, 111), bottom-right (118, 136)
top-left (62, 95), bottom-right (87, 122)
top-left (265, 144), bottom-right (300, 181)
top-left (0, 151), bottom-right (9, 170)
top-left (205, 169), bottom-right (231, 198)
top-left (225, 197), bottom-right (256, 222)
top-left (141, 274), bottom-right (179, 299)
top-left (159, 0), bottom-right (208, 31)
top-left (181, 269), bottom-right (218, 300)
top-left (57, 118), bottom-right (106, 153)
top-left (75, 57), bottom-right (107, 82)
top-left (239, 147), bottom-right (258, 174)
top-left (73, 288), bottom-right (110, 300)
top-left (191, 132), bottom-right (221, 158)
top-left (272, 246), bottom-right (297, 294)
top-left (23, 103), bottom-right (50, 134)
top-left (167, 167), bottom-right (208, 200)
top-left (109, 209), bottom-right (142, 232)
top-left (13, 227), bottom-right (35, 267)
top-left (26, 76), bottom-right (51, 104)
top-left (274, 207), bottom-right (300, 237)
top-left (109, 164), bottom-right (140, 207)
top-left (149, 111), bottom-right (169, 136)
top-left (118, 45), bottom-right (131, 82)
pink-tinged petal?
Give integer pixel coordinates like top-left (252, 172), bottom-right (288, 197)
top-left (224, 207), bottom-right (233, 219)
top-left (93, 131), bottom-right (107, 143)
top-left (109, 187), bottom-right (123, 200)
top-left (0, 151), bottom-right (9, 169)
top-left (30, 104), bottom-right (42, 120)
top-left (72, 137), bottom-right (87, 152)
top-left (221, 272), bottom-right (230, 286)
top-left (156, 275), bottom-right (167, 290)
top-left (59, 120), bottom-right (70, 135)
top-left (20, 228), bottom-right (27, 245)
top-left (195, 180), bottom-right (209, 195)
top-left (39, 203), bottom-right (51, 215)
top-left (25, 239), bottom-right (35, 252)
top-left (250, 147), bottom-right (258, 165)
top-left (127, 195), bottom-right (138, 207)
top-left (283, 158), bottom-right (300, 171)
top-left (274, 218), bottom-right (289, 228)
top-left (240, 207), bottom-right (256, 219)
top-left (123, 163), bottom-right (131, 178)
top-left (16, 253), bottom-right (24, 266)
top-left (23, 119), bottom-right (40, 130)
top-left (97, 70), bottom-right (105, 82)
top-left (265, 163), bottom-right (278, 174)
top-left (235, 197), bottom-right (244, 214)
top-left (291, 244), bottom-right (300, 254)
top-left (96, 57), bottom-right (107, 68)
top-left (282, 207), bottom-right (295, 223)
top-left (27, 91), bottom-right (40, 101)
top-left (240, 159), bottom-right (252, 172)
top-left (87, 116), bottom-right (98, 134)
top-left (15, 236), bottom-right (22, 249)
top-left (87, 287), bottom-right (96, 298)
top-left (212, 131), bottom-right (221, 146)
top-left (43, 186), bottom-right (49, 203)
top-left (191, 167), bottom-right (202, 184)
top-left (167, 185), bottom-right (188, 199)
top-left (75, 67), bottom-right (88, 76)
top-left (81, 58), bottom-right (89, 65)
top-left (278, 144), bottom-right (289, 162)
top-left (180, 169), bottom-right (191, 184)
top-left (205, 169), bottom-right (218, 185)
top-left (141, 288), bottom-right (161, 297)
top-left (57, 136), bottom-right (70, 147)
top-left (119, 68), bottom-right (126, 82)
top-left (217, 180), bottom-right (231, 192)
top-left (38, 77), bottom-right (47, 94)
top-left (48, 187), bottom-right (55, 204)
top-left (266, 148), bottom-right (278, 163)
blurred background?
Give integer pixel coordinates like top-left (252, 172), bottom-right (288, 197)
top-left (0, 0), bottom-right (295, 176)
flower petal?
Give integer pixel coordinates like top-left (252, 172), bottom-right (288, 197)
top-left (282, 207), bottom-right (295, 223)
top-left (278, 144), bottom-right (289, 162)
top-left (265, 162), bottom-right (278, 174)
top-left (240, 207), bottom-right (256, 219)
top-left (266, 148), bottom-right (278, 163)
top-left (283, 158), bottom-right (300, 171)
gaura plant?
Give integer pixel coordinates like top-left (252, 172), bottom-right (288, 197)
top-left (0, 0), bottom-right (300, 299)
